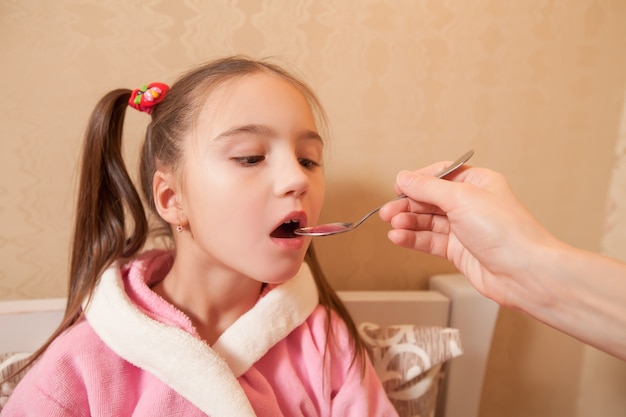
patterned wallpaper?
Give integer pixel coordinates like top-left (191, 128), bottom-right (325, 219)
top-left (1, 1), bottom-right (625, 416)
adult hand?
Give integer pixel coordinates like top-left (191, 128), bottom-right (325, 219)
top-left (379, 162), bottom-right (559, 307)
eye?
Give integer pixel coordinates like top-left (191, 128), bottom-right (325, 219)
top-left (298, 158), bottom-right (321, 170)
top-left (233, 156), bottom-right (265, 167)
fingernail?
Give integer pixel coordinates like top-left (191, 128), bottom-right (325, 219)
top-left (397, 170), bottom-right (414, 186)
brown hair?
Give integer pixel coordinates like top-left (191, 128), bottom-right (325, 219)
top-left (16, 56), bottom-right (366, 377)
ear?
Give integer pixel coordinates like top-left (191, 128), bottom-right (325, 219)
top-left (153, 170), bottom-right (184, 227)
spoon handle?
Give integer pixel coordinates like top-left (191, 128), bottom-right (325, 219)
top-left (435, 149), bottom-right (474, 179)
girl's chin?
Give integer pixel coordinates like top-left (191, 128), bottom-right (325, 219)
top-left (257, 261), bottom-right (306, 285)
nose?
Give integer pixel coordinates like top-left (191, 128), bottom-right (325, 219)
top-left (273, 157), bottom-right (309, 198)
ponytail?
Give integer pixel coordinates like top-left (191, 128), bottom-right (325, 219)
top-left (68, 89), bottom-right (148, 312)
top-left (19, 89), bottom-right (149, 370)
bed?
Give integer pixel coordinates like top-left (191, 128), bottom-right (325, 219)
top-left (0, 273), bottom-right (498, 417)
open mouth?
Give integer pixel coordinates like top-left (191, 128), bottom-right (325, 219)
top-left (270, 219), bottom-right (301, 238)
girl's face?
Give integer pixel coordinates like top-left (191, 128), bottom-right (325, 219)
top-left (177, 72), bottom-right (325, 284)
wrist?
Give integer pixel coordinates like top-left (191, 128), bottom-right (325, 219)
top-left (495, 233), bottom-right (567, 313)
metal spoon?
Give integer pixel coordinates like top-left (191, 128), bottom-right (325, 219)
top-left (294, 149), bottom-right (474, 237)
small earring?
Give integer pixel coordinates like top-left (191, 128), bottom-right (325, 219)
top-left (176, 223), bottom-right (183, 233)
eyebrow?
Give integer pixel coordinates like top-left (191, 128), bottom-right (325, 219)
top-left (213, 124), bottom-right (323, 143)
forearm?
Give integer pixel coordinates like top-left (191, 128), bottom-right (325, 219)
top-left (513, 241), bottom-right (626, 360)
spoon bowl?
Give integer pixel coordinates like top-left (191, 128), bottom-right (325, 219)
top-left (294, 149), bottom-right (474, 237)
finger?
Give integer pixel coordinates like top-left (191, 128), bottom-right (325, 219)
top-left (395, 170), bottom-right (466, 213)
top-left (389, 212), bottom-right (451, 235)
top-left (386, 229), bottom-right (450, 258)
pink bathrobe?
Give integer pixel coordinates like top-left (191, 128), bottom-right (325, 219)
top-left (2, 251), bottom-right (398, 416)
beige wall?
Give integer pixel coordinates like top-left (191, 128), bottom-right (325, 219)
top-left (1, 1), bottom-right (625, 416)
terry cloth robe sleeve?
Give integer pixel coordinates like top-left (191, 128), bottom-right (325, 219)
top-left (0, 323), bottom-right (94, 417)
top-left (0, 320), bottom-right (217, 417)
top-left (1, 320), bottom-right (203, 417)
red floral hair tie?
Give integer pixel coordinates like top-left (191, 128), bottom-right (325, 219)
top-left (129, 82), bottom-right (170, 114)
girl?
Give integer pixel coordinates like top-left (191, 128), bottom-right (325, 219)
top-left (2, 57), bottom-right (398, 416)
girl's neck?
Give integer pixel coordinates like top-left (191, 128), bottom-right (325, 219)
top-left (151, 260), bottom-right (264, 345)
